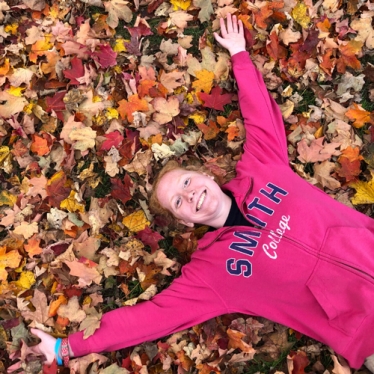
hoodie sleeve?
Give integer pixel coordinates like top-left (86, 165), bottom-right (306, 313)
top-left (231, 51), bottom-right (288, 165)
top-left (68, 265), bottom-right (228, 357)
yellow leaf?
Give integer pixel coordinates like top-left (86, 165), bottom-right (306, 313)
top-left (192, 69), bottom-right (215, 93)
top-left (0, 190), bottom-right (17, 207)
top-left (106, 107), bottom-right (119, 119)
top-left (113, 39), bottom-right (128, 52)
top-left (291, 2), bottom-right (311, 29)
top-left (15, 271), bottom-right (36, 289)
top-left (7, 86), bottom-right (25, 97)
top-left (170, 0), bottom-right (191, 10)
top-left (60, 191), bottom-right (85, 213)
top-left (0, 246), bottom-right (22, 282)
top-left (4, 23), bottom-right (18, 35)
top-left (0, 146), bottom-right (10, 164)
top-left (350, 179), bottom-right (374, 205)
top-left (189, 111), bottom-right (206, 125)
top-left (122, 210), bottom-right (150, 232)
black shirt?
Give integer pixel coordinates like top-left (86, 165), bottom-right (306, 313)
top-left (223, 191), bottom-right (254, 227)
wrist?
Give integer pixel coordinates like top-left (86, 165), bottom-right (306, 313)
top-left (229, 48), bottom-right (246, 57)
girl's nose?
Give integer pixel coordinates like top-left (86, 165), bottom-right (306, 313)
top-left (184, 189), bottom-right (195, 202)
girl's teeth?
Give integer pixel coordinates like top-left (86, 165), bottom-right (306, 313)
top-left (197, 191), bottom-right (206, 211)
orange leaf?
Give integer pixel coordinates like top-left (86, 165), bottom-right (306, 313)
top-left (30, 134), bottom-right (50, 156)
top-left (266, 31), bottom-right (288, 61)
top-left (48, 295), bottom-right (68, 317)
top-left (316, 18), bottom-right (331, 32)
top-left (196, 120), bottom-right (220, 140)
top-left (118, 94), bottom-right (149, 123)
top-left (0, 59), bottom-right (10, 76)
top-left (226, 124), bottom-right (240, 141)
top-left (339, 146), bottom-right (363, 162)
top-left (227, 328), bottom-right (255, 353)
top-left (337, 40), bottom-right (363, 73)
top-left (56, 315), bottom-right (69, 327)
top-left (345, 103), bottom-right (371, 128)
top-left (138, 79), bottom-right (157, 98)
top-left (24, 235), bottom-right (43, 258)
top-left (319, 49), bottom-right (336, 76)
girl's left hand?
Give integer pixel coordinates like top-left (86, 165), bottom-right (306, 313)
top-left (213, 14), bottom-right (246, 56)
top-left (30, 328), bottom-right (57, 365)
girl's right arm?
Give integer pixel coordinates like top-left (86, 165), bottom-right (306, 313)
top-left (30, 265), bottom-right (227, 362)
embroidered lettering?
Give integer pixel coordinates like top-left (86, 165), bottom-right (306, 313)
top-left (226, 258), bottom-right (252, 277)
top-left (229, 231), bottom-right (261, 256)
top-left (260, 183), bottom-right (288, 204)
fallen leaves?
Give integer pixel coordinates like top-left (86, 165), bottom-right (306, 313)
top-left (0, 0), bottom-right (373, 372)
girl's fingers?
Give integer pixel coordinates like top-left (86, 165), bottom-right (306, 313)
top-left (238, 19), bottom-right (244, 36)
top-left (226, 13), bottom-right (233, 33)
top-left (232, 15), bottom-right (238, 33)
top-left (220, 17), bottom-right (227, 37)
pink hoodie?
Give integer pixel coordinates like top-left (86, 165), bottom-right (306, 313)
top-left (69, 52), bottom-right (374, 369)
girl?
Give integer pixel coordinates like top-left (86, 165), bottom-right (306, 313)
top-left (32, 15), bottom-right (374, 372)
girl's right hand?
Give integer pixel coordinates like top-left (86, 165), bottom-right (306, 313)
top-left (30, 328), bottom-right (57, 365)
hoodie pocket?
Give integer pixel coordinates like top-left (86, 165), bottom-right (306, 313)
top-left (306, 227), bottom-right (374, 336)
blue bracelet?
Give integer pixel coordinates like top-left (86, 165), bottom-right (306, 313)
top-left (54, 338), bottom-right (63, 366)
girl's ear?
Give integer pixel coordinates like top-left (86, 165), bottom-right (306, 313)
top-left (177, 219), bottom-right (194, 228)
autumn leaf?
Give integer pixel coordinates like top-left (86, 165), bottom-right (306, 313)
top-left (101, 131), bottom-right (124, 151)
top-left (199, 86), bottom-right (234, 111)
top-left (24, 235), bottom-right (43, 258)
top-left (79, 307), bottom-right (102, 339)
top-left (345, 103), bottom-right (371, 128)
top-left (152, 96), bottom-right (180, 125)
top-left (337, 40), bottom-right (363, 73)
top-left (0, 246), bottom-right (22, 282)
top-left (57, 296), bottom-right (86, 323)
top-left (287, 350), bottom-right (309, 374)
top-left (192, 69), bottom-right (215, 93)
top-left (227, 328), bottom-right (256, 354)
top-left (30, 134), bottom-right (50, 156)
top-left (122, 210), bottom-right (150, 232)
top-left (118, 94), bottom-right (149, 123)
top-left (297, 137), bottom-right (341, 163)
top-left (350, 178), bottom-right (374, 205)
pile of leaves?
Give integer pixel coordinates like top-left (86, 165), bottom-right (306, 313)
top-left (0, 0), bottom-right (373, 372)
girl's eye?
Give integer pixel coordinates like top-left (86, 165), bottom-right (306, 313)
top-left (183, 178), bottom-right (190, 187)
top-left (176, 197), bottom-right (181, 208)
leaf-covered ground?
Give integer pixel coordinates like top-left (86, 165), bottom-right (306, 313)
top-left (0, 0), bottom-right (374, 373)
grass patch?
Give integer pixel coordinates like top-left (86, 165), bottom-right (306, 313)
top-left (295, 87), bottom-right (316, 113)
top-left (94, 167), bottom-right (112, 198)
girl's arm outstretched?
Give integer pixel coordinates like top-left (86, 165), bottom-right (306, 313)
top-left (214, 14), bottom-right (289, 165)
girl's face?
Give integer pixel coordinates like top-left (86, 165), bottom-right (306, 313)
top-left (156, 169), bottom-right (228, 227)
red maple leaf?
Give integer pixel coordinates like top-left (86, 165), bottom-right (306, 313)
top-left (45, 90), bottom-right (66, 121)
top-left (136, 226), bottom-right (164, 253)
top-left (63, 57), bottom-right (84, 85)
top-left (91, 44), bottom-right (117, 68)
top-left (101, 131), bottom-right (124, 151)
top-left (199, 87), bottom-right (234, 111)
top-left (110, 174), bottom-right (133, 204)
top-left (43, 359), bottom-right (57, 374)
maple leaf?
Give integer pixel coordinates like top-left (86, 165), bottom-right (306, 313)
top-left (192, 69), bottom-right (215, 93)
top-left (64, 261), bottom-right (102, 288)
top-left (63, 56), bottom-right (84, 84)
top-left (111, 174), bottom-right (133, 204)
top-left (91, 44), bottom-right (117, 68)
top-left (350, 177), bottom-right (374, 205)
top-left (30, 134), bottom-right (50, 156)
top-left (24, 234), bottom-right (43, 258)
top-left (101, 131), bottom-right (124, 151)
top-left (57, 295), bottom-right (86, 322)
top-left (79, 307), bottom-right (102, 339)
top-left (297, 137), bottom-right (341, 163)
top-left (227, 328), bottom-right (256, 354)
top-left (104, 0), bottom-right (132, 29)
top-left (313, 161), bottom-right (341, 190)
top-left (118, 94), bottom-right (149, 123)
top-left (122, 210), bottom-right (150, 232)
top-left (136, 227), bottom-right (164, 253)
top-left (13, 221), bottom-right (39, 239)
top-left (199, 86), bottom-right (234, 111)
top-left (46, 170), bottom-right (71, 208)
top-left (0, 90), bottom-right (28, 118)
top-left (45, 90), bottom-right (66, 121)
top-left (266, 31), bottom-right (288, 61)
top-left (337, 146), bottom-right (363, 181)
top-left (0, 246), bottom-right (22, 282)
top-left (345, 103), bottom-right (371, 128)
top-left (287, 350), bottom-right (309, 374)
top-left (19, 289), bottom-right (54, 327)
top-left (152, 96), bottom-right (180, 125)
top-left (197, 119), bottom-right (220, 140)
top-left (337, 40), bottom-right (363, 73)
